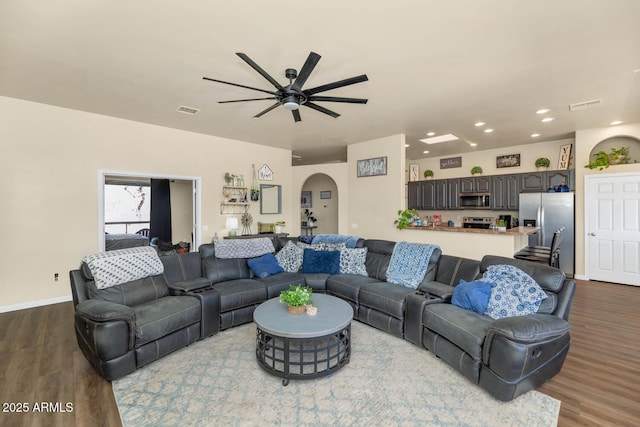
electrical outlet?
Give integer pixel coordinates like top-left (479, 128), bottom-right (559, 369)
top-left (54, 273), bottom-right (59, 281)
top-left (351, 223), bottom-right (358, 229)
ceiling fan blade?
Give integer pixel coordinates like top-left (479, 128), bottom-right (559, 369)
top-left (304, 74), bottom-right (369, 95)
top-left (236, 53), bottom-right (284, 90)
top-left (253, 102), bottom-right (281, 118)
top-left (290, 52), bottom-right (321, 92)
top-left (292, 109), bottom-right (301, 123)
top-left (304, 102), bottom-right (340, 118)
top-left (307, 96), bottom-right (368, 104)
top-left (219, 97), bottom-right (277, 104)
top-left (203, 77), bottom-right (277, 96)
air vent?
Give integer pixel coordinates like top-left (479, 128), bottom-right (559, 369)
top-left (177, 105), bottom-right (200, 115)
top-left (569, 98), bottom-right (603, 111)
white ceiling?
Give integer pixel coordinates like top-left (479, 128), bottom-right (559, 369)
top-left (1, 0), bottom-right (639, 165)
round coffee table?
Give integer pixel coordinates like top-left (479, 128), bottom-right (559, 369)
top-left (253, 294), bottom-right (353, 385)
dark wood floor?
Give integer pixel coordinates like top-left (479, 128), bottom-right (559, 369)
top-left (1, 279), bottom-right (638, 426)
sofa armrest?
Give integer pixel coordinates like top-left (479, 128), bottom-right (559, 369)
top-left (168, 277), bottom-right (212, 295)
top-left (74, 300), bottom-right (136, 357)
top-left (482, 314), bottom-right (571, 381)
top-left (417, 281), bottom-right (454, 300)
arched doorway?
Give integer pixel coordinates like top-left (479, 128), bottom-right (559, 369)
top-left (300, 173), bottom-right (339, 236)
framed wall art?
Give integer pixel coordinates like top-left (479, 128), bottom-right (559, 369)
top-left (496, 153), bottom-right (521, 168)
top-left (558, 143), bottom-right (572, 169)
top-left (301, 191), bottom-right (312, 208)
top-left (320, 191), bottom-right (331, 199)
top-left (409, 164), bottom-right (420, 181)
top-left (440, 157), bottom-right (462, 169)
top-left (357, 156), bottom-right (387, 177)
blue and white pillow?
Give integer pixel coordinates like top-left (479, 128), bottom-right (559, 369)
top-left (483, 265), bottom-right (547, 319)
top-left (275, 241), bottom-right (303, 272)
top-left (339, 248), bottom-right (368, 276)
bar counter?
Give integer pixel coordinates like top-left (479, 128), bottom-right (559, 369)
top-left (401, 225), bottom-right (540, 260)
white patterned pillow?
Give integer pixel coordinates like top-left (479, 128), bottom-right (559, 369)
top-left (275, 241), bottom-right (304, 272)
top-left (82, 246), bottom-right (164, 289)
top-left (339, 248), bottom-right (368, 276)
top-left (311, 242), bottom-right (347, 251)
top-left (483, 265), bottom-right (547, 319)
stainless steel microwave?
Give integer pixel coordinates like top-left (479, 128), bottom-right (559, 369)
top-left (459, 193), bottom-right (491, 209)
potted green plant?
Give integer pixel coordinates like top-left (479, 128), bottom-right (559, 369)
top-left (585, 147), bottom-right (631, 171)
top-left (250, 188), bottom-right (260, 201)
top-left (394, 208), bottom-right (419, 230)
top-left (423, 169), bottom-right (434, 179)
top-left (279, 284), bottom-right (313, 314)
top-left (535, 157), bottom-right (550, 171)
top-left (274, 221), bottom-right (286, 234)
top-left (471, 166), bottom-right (483, 175)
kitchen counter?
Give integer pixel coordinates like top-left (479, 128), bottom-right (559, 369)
top-left (406, 225), bottom-right (539, 236)
top-left (401, 225), bottom-right (539, 260)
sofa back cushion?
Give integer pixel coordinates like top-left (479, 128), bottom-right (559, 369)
top-left (86, 274), bottom-right (169, 306)
top-left (363, 239), bottom-right (396, 281)
top-left (202, 257), bottom-right (251, 284)
top-left (435, 255), bottom-right (481, 286)
top-left (161, 252), bottom-right (203, 284)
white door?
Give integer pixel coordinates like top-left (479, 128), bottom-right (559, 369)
top-left (587, 173), bottom-right (640, 286)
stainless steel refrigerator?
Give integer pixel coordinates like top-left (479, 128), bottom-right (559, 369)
top-left (519, 192), bottom-right (575, 275)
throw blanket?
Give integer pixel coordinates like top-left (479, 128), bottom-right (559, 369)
top-left (312, 234), bottom-right (361, 248)
top-left (213, 238), bottom-right (275, 259)
top-left (387, 242), bottom-right (439, 289)
top-left (482, 265), bottom-right (548, 319)
top-left (82, 246), bottom-right (164, 289)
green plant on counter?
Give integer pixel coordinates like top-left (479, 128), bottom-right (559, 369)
top-left (423, 169), bottom-right (434, 178)
top-left (535, 157), bottom-right (550, 168)
top-left (275, 221), bottom-right (286, 226)
top-left (585, 147), bottom-right (631, 171)
top-left (279, 284), bottom-right (313, 307)
top-left (394, 209), bottom-right (419, 230)
top-left (471, 166), bottom-right (483, 175)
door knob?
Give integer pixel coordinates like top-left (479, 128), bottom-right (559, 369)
top-left (590, 232), bottom-right (596, 236)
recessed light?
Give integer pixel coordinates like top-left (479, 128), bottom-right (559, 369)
top-left (469, 142), bottom-right (478, 147)
top-left (541, 117), bottom-right (554, 123)
top-left (531, 133), bottom-right (540, 138)
top-left (610, 120), bottom-right (623, 125)
top-left (423, 150), bottom-right (430, 154)
top-left (474, 122), bottom-right (485, 127)
top-left (420, 133), bottom-right (459, 144)
top-left (426, 131), bottom-right (436, 137)
top-left (405, 144), bottom-right (410, 147)
top-left (484, 128), bottom-right (494, 133)
top-left (536, 109), bottom-right (550, 114)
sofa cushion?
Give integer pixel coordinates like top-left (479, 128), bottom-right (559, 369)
top-left (423, 303), bottom-right (493, 361)
top-left (326, 274), bottom-right (380, 305)
top-left (87, 275), bottom-right (169, 307)
top-left (302, 249), bottom-right (340, 274)
top-left (212, 279), bottom-right (267, 312)
top-left (257, 272), bottom-right (307, 299)
top-left (275, 241), bottom-right (304, 272)
top-left (161, 252), bottom-right (203, 284)
top-left (480, 255), bottom-right (565, 293)
top-left (133, 295), bottom-right (200, 346)
top-left (339, 248), bottom-right (368, 276)
top-left (82, 247), bottom-right (164, 289)
top-left (247, 254), bottom-right (284, 278)
top-left (358, 281), bottom-right (415, 319)
top-left (203, 257), bottom-right (251, 284)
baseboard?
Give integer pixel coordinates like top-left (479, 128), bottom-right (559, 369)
top-left (573, 274), bottom-right (588, 281)
top-left (0, 295), bottom-right (73, 313)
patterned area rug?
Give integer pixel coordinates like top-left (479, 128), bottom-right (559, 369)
top-left (113, 322), bottom-right (560, 427)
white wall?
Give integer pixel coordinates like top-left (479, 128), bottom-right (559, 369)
top-left (0, 96), bottom-right (292, 310)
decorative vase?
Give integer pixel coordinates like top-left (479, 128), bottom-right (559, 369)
top-left (537, 166), bottom-right (548, 171)
top-left (287, 305), bottom-right (306, 315)
top-left (275, 225), bottom-right (283, 234)
top-left (306, 305), bottom-right (318, 316)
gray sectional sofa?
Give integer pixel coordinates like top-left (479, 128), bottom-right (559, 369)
top-left (69, 236), bottom-right (575, 401)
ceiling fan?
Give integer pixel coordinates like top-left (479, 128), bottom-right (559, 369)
top-left (203, 52), bottom-right (368, 122)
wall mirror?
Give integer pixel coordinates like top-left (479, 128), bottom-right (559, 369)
top-left (260, 184), bottom-right (281, 214)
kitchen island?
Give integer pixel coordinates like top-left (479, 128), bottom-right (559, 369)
top-left (403, 225), bottom-right (539, 260)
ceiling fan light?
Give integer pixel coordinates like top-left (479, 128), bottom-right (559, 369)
top-left (283, 95), bottom-right (299, 110)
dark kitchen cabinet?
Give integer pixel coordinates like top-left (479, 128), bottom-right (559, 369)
top-left (460, 176), bottom-right (491, 193)
top-left (407, 181), bottom-right (420, 210)
top-left (520, 172), bottom-right (546, 192)
top-left (492, 174), bottom-right (520, 210)
top-left (546, 169), bottom-right (574, 190)
top-left (447, 179), bottom-right (460, 210)
top-left (420, 180), bottom-right (436, 210)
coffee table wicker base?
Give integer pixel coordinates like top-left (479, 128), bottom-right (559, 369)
top-left (256, 325), bottom-right (351, 386)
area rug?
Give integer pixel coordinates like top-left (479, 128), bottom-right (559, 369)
top-left (113, 322), bottom-right (560, 427)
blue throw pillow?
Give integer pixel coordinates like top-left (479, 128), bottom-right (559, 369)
top-left (302, 249), bottom-right (340, 274)
top-left (247, 253), bottom-right (284, 278)
top-left (451, 279), bottom-right (493, 314)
